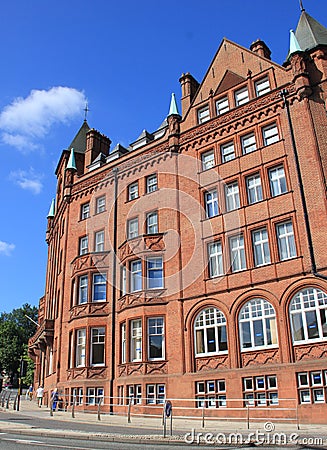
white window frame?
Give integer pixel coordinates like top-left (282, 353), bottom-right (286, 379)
top-left (194, 307), bottom-right (228, 357)
top-left (146, 174), bottom-right (158, 193)
top-left (269, 166), bottom-right (287, 196)
top-left (290, 287), bottom-right (327, 344)
top-left (205, 189), bottom-right (218, 218)
top-left (121, 266), bottom-right (127, 296)
top-left (96, 196), bottom-right (106, 214)
top-left (255, 77), bottom-right (270, 97)
top-left (90, 327), bottom-right (105, 366)
top-left (92, 273), bottom-right (106, 302)
top-left (246, 173), bottom-right (263, 204)
top-left (148, 317), bottom-right (165, 360)
top-left (130, 260), bottom-right (142, 292)
top-left (235, 86), bottom-right (249, 106)
top-left (252, 228), bottom-right (271, 267)
top-left (241, 133), bottom-right (257, 154)
top-left (216, 96), bottom-right (229, 115)
top-left (121, 323), bottom-right (126, 364)
top-left (208, 241), bottom-right (223, 278)
top-left (87, 387), bottom-right (104, 405)
top-left (128, 182), bottom-right (139, 200)
top-left (147, 257), bottom-right (164, 289)
top-left (72, 387), bottom-right (83, 405)
top-left (229, 235), bottom-right (246, 272)
top-left (263, 123), bottom-right (279, 146)
top-left (239, 299), bottom-right (278, 351)
top-left (127, 218), bottom-right (139, 239)
top-left (81, 203), bottom-right (90, 220)
top-left (94, 230), bottom-right (104, 252)
top-left (201, 150), bottom-right (215, 171)
top-left (78, 275), bottom-right (88, 304)
top-left (197, 105), bottom-right (210, 124)
top-left (130, 319), bottom-right (142, 362)
top-left (225, 181), bottom-right (240, 211)
top-left (146, 211), bottom-right (158, 234)
top-left (276, 221), bottom-right (296, 261)
top-left (75, 329), bottom-right (86, 367)
top-left (221, 141), bottom-right (235, 163)
top-left (79, 236), bottom-right (88, 255)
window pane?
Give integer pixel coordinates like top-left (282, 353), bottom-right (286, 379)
top-left (201, 150), bottom-right (215, 170)
top-left (235, 87), bottom-right (249, 106)
top-left (216, 97), bottom-right (229, 115)
top-left (205, 190), bottom-right (218, 218)
top-left (221, 142), bottom-right (235, 162)
top-left (241, 133), bottom-right (257, 154)
top-left (147, 258), bottom-right (163, 289)
top-left (306, 310), bottom-right (319, 339)
top-left (198, 106), bottom-right (210, 123)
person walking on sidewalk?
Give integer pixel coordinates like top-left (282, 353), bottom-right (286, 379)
top-left (28, 384), bottom-right (33, 401)
top-left (51, 388), bottom-right (59, 412)
top-left (36, 385), bottom-right (44, 407)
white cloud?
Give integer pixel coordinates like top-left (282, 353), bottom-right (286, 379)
top-left (9, 168), bottom-right (43, 194)
top-left (0, 241), bottom-right (15, 256)
top-left (0, 86), bottom-right (87, 151)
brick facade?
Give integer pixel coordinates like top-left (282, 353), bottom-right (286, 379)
top-left (29, 10), bottom-right (327, 423)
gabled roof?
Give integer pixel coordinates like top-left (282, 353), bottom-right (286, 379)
top-left (295, 11), bottom-right (327, 51)
top-left (68, 120), bottom-right (90, 154)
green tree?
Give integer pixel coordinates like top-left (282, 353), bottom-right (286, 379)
top-left (0, 303), bottom-right (37, 386)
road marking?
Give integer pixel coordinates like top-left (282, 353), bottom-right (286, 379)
top-left (1, 437), bottom-right (98, 449)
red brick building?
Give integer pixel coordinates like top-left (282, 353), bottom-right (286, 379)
top-left (29, 8), bottom-right (327, 423)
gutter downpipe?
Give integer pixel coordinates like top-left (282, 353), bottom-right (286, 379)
top-left (280, 89), bottom-right (327, 282)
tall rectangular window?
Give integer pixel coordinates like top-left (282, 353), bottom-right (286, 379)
top-left (246, 174), bottom-right (263, 204)
top-left (235, 87), bottom-right (249, 106)
top-left (208, 241), bottom-right (223, 277)
top-left (146, 211), bottom-right (158, 234)
top-left (90, 327), bottom-right (105, 366)
top-left (96, 196), bottom-right (106, 214)
top-left (276, 221), bottom-right (296, 260)
top-left (147, 257), bottom-right (163, 289)
top-left (79, 236), bottom-right (88, 255)
top-left (121, 266), bottom-right (127, 296)
top-left (127, 218), bottom-right (139, 239)
top-left (148, 317), bottom-right (164, 360)
top-left (216, 97), bottom-right (229, 115)
top-left (81, 203), bottom-right (90, 220)
top-left (230, 235), bottom-right (246, 272)
top-left (241, 133), bottom-right (257, 154)
top-left (128, 182), bottom-right (139, 200)
top-left (201, 150), bottom-right (215, 170)
top-left (146, 174), bottom-right (158, 193)
top-left (255, 77), bottom-right (270, 97)
top-left (92, 274), bottom-right (106, 302)
top-left (205, 189), bottom-right (218, 218)
top-left (198, 105), bottom-right (210, 124)
top-left (221, 141), bottom-right (235, 163)
top-left (252, 228), bottom-right (271, 266)
top-left (94, 230), bottom-right (104, 252)
top-left (76, 329), bottom-right (86, 367)
top-left (225, 181), bottom-right (240, 211)
top-left (146, 384), bottom-right (165, 404)
top-left (130, 319), bottom-right (142, 362)
top-left (131, 260), bottom-right (142, 292)
top-left (263, 123), bottom-right (279, 146)
top-left (78, 275), bottom-right (88, 304)
top-left (87, 387), bottom-right (104, 405)
top-left (121, 323), bottom-right (126, 364)
top-left (269, 166), bottom-right (287, 196)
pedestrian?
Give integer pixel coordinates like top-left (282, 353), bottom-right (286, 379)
top-left (36, 385), bottom-right (44, 407)
top-left (51, 388), bottom-right (59, 411)
top-left (28, 384), bottom-right (33, 401)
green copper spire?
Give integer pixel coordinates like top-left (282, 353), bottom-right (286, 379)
top-left (289, 29), bottom-right (302, 54)
top-left (168, 93), bottom-right (180, 116)
top-left (66, 147), bottom-right (77, 171)
top-left (47, 198), bottom-right (55, 218)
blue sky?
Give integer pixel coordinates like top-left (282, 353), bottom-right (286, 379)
top-left (0, 0), bottom-right (326, 313)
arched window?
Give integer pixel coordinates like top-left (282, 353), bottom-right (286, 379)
top-left (194, 307), bottom-right (228, 357)
top-left (289, 287), bottom-right (327, 344)
top-left (239, 299), bottom-right (278, 351)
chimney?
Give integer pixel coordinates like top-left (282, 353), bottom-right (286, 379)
top-left (85, 129), bottom-right (111, 169)
top-left (179, 72), bottom-right (200, 117)
top-left (250, 39), bottom-right (271, 60)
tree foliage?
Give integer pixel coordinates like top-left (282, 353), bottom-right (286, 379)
top-left (0, 303), bottom-right (38, 385)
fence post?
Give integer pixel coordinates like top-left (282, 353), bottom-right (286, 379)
top-left (13, 393), bottom-right (18, 411)
top-left (163, 401), bottom-right (167, 438)
top-left (296, 404), bottom-right (300, 431)
top-left (127, 396), bottom-right (132, 423)
top-left (170, 406), bottom-right (173, 436)
top-left (6, 391), bottom-right (11, 409)
top-left (246, 404), bottom-right (250, 430)
top-left (202, 403), bottom-right (205, 428)
top-left (50, 397), bottom-right (53, 417)
top-left (1, 392), bottom-right (5, 407)
top-left (97, 396), bottom-right (102, 421)
top-left (72, 396), bottom-right (76, 419)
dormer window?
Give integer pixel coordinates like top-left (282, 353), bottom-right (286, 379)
top-left (235, 87), bottom-right (249, 106)
top-left (216, 97), bottom-right (229, 115)
top-left (197, 106), bottom-right (210, 124)
top-left (255, 77), bottom-right (270, 97)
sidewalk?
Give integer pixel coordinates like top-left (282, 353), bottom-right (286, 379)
top-left (1, 397), bottom-right (327, 446)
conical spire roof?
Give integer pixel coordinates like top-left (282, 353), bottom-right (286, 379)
top-left (295, 10), bottom-right (327, 51)
top-left (66, 148), bottom-right (77, 171)
top-left (47, 199), bottom-right (55, 218)
top-left (168, 93), bottom-right (180, 116)
top-left (289, 29), bottom-right (302, 55)
top-left (68, 121), bottom-right (90, 154)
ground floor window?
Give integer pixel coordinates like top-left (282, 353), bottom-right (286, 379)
top-left (243, 374), bottom-right (278, 406)
top-left (86, 387), bottom-right (104, 405)
top-left (195, 379), bottom-right (226, 408)
top-left (117, 386), bottom-right (124, 405)
top-left (127, 384), bottom-right (142, 404)
top-left (146, 384), bottom-right (165, 404)
top-left (297, 370), bottom-right (327, 404)
top-left (72, 387), bottom-right (83, 405)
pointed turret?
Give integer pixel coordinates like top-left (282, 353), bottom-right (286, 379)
top-left (168, 93), bottom-right (180, 117)
top-left (47, 199), bottom-right (55, 218)
top-left (295, 10), bottom-right (327, 51)
top-left (66, 148), bottom-right (77, 171)
top-left (289, 29), bottom-right (302, 56)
